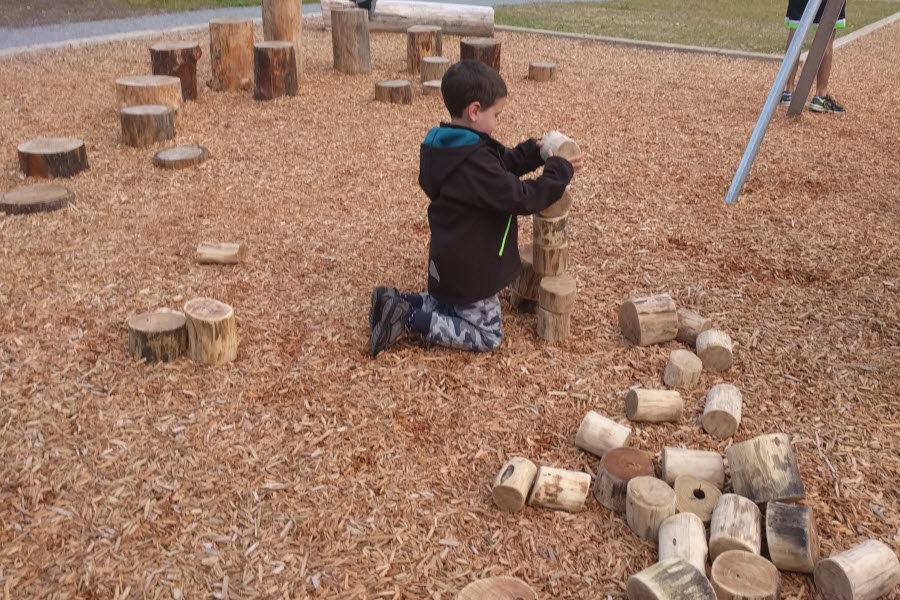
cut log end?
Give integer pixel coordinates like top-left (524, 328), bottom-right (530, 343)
top-left (662, 349), bottom-right (702, 389)
top-left (765, 501), bottom-right (819, 573)
top-left (196, 242), bottom-right (247, 264)
top-left (673, 474), bottom-right (721, 525)
top-left (421, 56), bottom-right (450, 83)
top-left (575, 410), bottom-right (632, 458)
top-left (18, 137), bottom-right (89, 179)
top-left (457, 577), bottom-right (536, 600)
top-left (1, 184), bottom-right (72, 215)
top-left (661, 447), bottom-right (725, 490)
top-left (711, 551), bottom-right (781, 600)
top-left (184, 297), bottom-right (238, 365)
top-left (593, 447), bottom-right (653, 513)
top-left (422, 80), bottom-right (442, 96)
top-left (153, 145), bottom-right (209, 170)
top-left (813, 540), bottom-right (900, 600)
top-left (626, 476), bottom-right (676, 541)
top-left (726, 433), bottom-right (805, 505)
top-left (491, 457), bottom-right (537, 513)
top-left (528, 61), bottom-right (556, 82)
top-left (253, 41), bottom-right (299, 100)
top-left (127, 310), bottom-right (188, 363)
top-left (696, 329), bottom-right (734, 371)
top-left (709, 494), bottom-right (763, 560)
top-left (375, 79), bottom-right (413, 105)
top-left (619, 293), bottom-right (678, 346)
top-left (115, 75), bottom-right (183, 120)
top-left (701, 383), bottom-right (742, 438)
top-left (538, 274), bottom-right (576, 314)
top-left (460, 37), bottom-right (501, 72)
top-left (150, 41), bottom-right (203, 100)
top-left (120, 105), bottom-right (175, 148)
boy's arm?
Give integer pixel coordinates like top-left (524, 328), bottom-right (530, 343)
top-left (501, 138), bottom-right (545, 176)
top-left (468, 153), bottom-right (574, 216)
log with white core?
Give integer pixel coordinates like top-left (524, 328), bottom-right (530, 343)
top-left (701, 383), bottom-right (742, 439)
top-left (575, 410), bottom-right (632, 457)
top-left (253, 41), bottom-right (298, 100)
top-left (491, 457), bottom-right (537, 513)
top-left (150, 41), bottom-right (203, 100)
top-left (765, 501), bottom-right (819, 573)
top-left (0, 184), bottom-right (72, 215)
top-left (18, 137), bottom-right (88, 179)
top-left (814, 539), bottom-right (900, 600)
top-left (709, 493), bottom-right (762, 560)
top-left (209, 18), bottom-right (254, 91)
top-left (120, 105), bottom-right (175, 147)
top-left (662, 349), bottom-right (702, 389)
top-left (540, 189), bottom-right (573, 218)
top-left (511, 244), bottom-right (540, 301)
top-left (196, 242), bottom-right (247, 265)
top-left (619, 293), bottom-right (679, 346)
top-left (262, 0), bottom-right (303, 80)
top-left (331, 8), bottom-right (371, 75)
top-left (422, 80), bottom-right (442, 96)
top-left (539, 130), bottom-right (581, 162)
top-left (407, 25), bottom-right (442, 75)
top-left (626, 557), bottom-right (716, 600)
top-left (710, 550), bottom-right (781, 600)
top-left (421, 56), bottom-right (450, 83)
top-left (184, 298), bottom-right (238, 364)
top-left (673, 474), bottom-right (721, 525)
top-left (322, 0), bottom-right (494, 37)
top-left (538, 274), bottom-right (576, 314)
top-left (625, 388), bottom-right (683, 423)
top-left (116, 75), bottom-right (183, 119)
top-left (458, 576), bottom-right (536, 600)
top-left (660, 447), bottom-right (724, 490)
top-left (375, 79), bottom-right (412, 105)
top-left (696, 329), bottom-right (734, 371)
top-left (526, 466), bottom-right (591, 513)
top-left (658, 513), bottom-right (708, 573)
top-left (127, 310), bottom-right (188, 363)
top-left (460, 37), bottom-right (501, 72)
top-left (593, 447), bottom-right (654, 513)
top-left (626, 476), bottom-right (676, 541)
top-left (536, 307), bottom-right (570, 341)
top-left (153, 145), bottom-right (209, 170)
top-left (528, 61), bottom-right (556, 82)
top-left (533, 213), bottom-right (568, 248)
top-left (726, 433), bottom-right (805, 505)
top-left (676, 308), bottom-right (711, 346)
top-left (532, 242), bottom-right (567, 276)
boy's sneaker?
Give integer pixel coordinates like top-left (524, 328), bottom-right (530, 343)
top-left (368, 286), bottom-right (398, 331)
top-left (809, 94), bottom-right (845, 114)
top-left (370, 295), bottom-right (411, 357)
top-left (779, 91), bottom-right (792, 106)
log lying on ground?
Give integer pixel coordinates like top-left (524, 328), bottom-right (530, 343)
top-left (262, 0), bottom-right (303, 80)
top-left (658, 513), bottom-right (707, 573)
top-left (331, 8), bottom-right (371, 74)
top-left (673, 474), bottom-right (721, 525)
top-left (116, 75), bottom-right (184, 118)
top-left (150, 41), bottom-right (203, 100)
top-left (625, 388), bottom-right (683, 423)
top-left (528, 61), bottom-right (556, 82)
top-left (538, 274), bottom-right (576, 314)
top-left (709, 494), bottom-right (762, 560)
top-left (18, 137), bottom-right (88, 178)
top-left (120, 105), bottom-right (175, 147)
top-left (491, 457), bottom-right (537, 513)
top-left (711, 550), bottom-right (781, 600)
top-left (375, 79), bottom-right (413, 104)
top-left (593, 447), bottom-right (654, 513)
top-left (533, 242), bottom-right (567, 276)
top-left (1, 184), bottom-right (72, 215)
top-left (421, 56), bottom-right (450, 83)
top-left (196, 242), bottom-right (247, 264)
top-left (460, 37), bottom-right (501, 72)
top-left (527, 466), bottom-right (591, 513)
top-left (323, 0), bottom-right (494, 36)
top-left (676, 308), bottom-right (711, 346)
top-left (422, 80), bottom-right (442, 96)
top-left (626, 476), bottom-right (676, 541)
top-left (533, 214), bottom-right (567, 248)
top-left (127, 309), bottom-right (188, 362)
top-left (726, 433), bottom-right (805, 505)
top-left (153, 145), bottom-right (209, 170)
top-left (619, 293), bottom-right (678, 346)
top-left (696, 329), bottom-right (734, 371)
top-left (627, 557), bottom-right (716, 600)
top-left (407, 25), bottom-right (442, 74)
top-left (458, 576), bottom-right (536, 600)
top-left (701, 383), bottom-right (742, 439)
top-left (766, 501), bottom-right (819, 573)
top-left (209, 18), bottom-right (254, 91)
top-left (254, 41), bottom-right (298, 100)
top-left (184, 298), bottom-right (238, 364)
top-left (540, 189), bottom-right (573, 218)
top-left (814, 539), bottom-right (900, 600)
top-left (575, 411), bottom-right (631, 457)
top-left (662, 349), bottom-right (702, 389)
top-left (660, 447), bottom-right (724, 490)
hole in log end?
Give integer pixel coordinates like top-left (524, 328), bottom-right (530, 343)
top-left (694, 488), bottom-right (706, 500)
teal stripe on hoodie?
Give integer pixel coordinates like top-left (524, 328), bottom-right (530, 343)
top-left (423, 127), bottom-right (481, 148)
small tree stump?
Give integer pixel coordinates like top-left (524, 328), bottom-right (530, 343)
top-left (533, 214), bottom-right (567, 248)
top-left (533, 242), bottom-right (567, 276)
top-left (407, 25), bottom-right (442, 74)
top-left (196, 242), bottom-right (247, 265)
top-left (153, 145), bottom-right (209, 170)
top-left (331, 8), bottom-right (371, 74)
top-left (491, 457), bottom-right (537, 513)
top-left (658, 513), bottom-right (708, 573)
top-left (421, 56), bottom-right (450, 83)
top-left (676, 308), bottom-right (711, 346)
top-left (1, 184), bottom-right (72, 215)
top-left (593, 447), bottom-right (654, 513)
top-left (709, 494), bottom-right (762, 560)
top-left (538, 274), bottom-right (576, 314)
top-left (423, 80), bottom-right (442, 96)
top-left (575, 410), bottom-right (631, 457)
top-left (262, 0), bottom-right (303, 81)
top-left (619, 293), bottom-right (678, 346)
top-left (254, 41), bottom-right (298, 100)
top-left (711, 551), bottom-right (781, 600)
top-left (766, 501), bottom-right (819, 573)
top-left (626, 476), bottom-right (676, 541)
top-left (696, 329), bottom-right (734, 371)
top-left (509, 290), bottom-right (536, 314)
top-left (814, 539), bottom-right (900, 600)
top-left (458, 577), bottom-right (536, 600)
top-left (661, 447), bottom-right (725, 490)
top-left (150, 41), bottom-right (203, 100)
top-left (460, 37), bottom-right (501, 72)
top-left (527, 466), bottom-right (590, 513)
top-left (375, 79), bottom-right (413, 105)
top-left (662, 349), bottom-right (702, 389)
top-left (673, 474), bottom-right (721, 525)
top-left (539, 130), bottom-right (581, 161)
top-left (540, 189), bottom-right (573, 218)
top-left (184, 298), bottom-right (237, 364)
top-left (625, 388), bottom-right (683, 423)
top-left (116, 75), bottom-right (183, 119)
top-left (511, 244), bottom-right (540, 301)
top-left (127, 310), bottom-right (188, 363)
top-left (536, 307), bottom-right (570, 341)
top-left (627, 557), bottom-right (716, 600)
top-left (18, 137), bottom-right (88, 179)
top-left (209, 18), bottom-right (254, 91)
top-left (701, 383), bottom-right (742, 438)
top-left (726, 433), bottom-right (805, 505)
top-left (120, 105), bottom-right (175, 147)
top-left (528, 61), bottom-right (556, 82)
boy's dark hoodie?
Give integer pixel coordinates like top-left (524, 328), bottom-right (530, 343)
top-left (419, 123), bottom-right (574, 305)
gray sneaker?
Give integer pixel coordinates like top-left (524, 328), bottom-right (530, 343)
top-left (780, 91), bottom-right (792, 106)
top-left (809, 94), bottom-right (845, 114)
top-left (368, 286), bottom-right (397, 331)
top-left (370, 295), bottom-right (411, 357)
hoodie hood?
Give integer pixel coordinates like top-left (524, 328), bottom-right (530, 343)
top-left (419, 124), bottom-right (488, 201)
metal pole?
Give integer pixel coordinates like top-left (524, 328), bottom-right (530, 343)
top-left (724, 0), bottom-right (824, 204)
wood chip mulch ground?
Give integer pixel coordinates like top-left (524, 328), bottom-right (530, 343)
top-left (1, 18), bottom-right (898, 600)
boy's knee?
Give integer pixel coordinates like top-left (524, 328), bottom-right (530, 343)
top-left (479, 330), bottom-right (503, 351)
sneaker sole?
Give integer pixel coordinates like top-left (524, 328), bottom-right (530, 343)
top-left (370, 296), bottom-right (408, 357)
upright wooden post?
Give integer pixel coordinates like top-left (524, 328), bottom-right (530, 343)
top-left (709, 494), bottom-right (762, 560)
top-left (658, 513), bottom-right (707, 573)
top-left (331, 8), bottom-right (371, 74)
top-left (120, 105), bottom-right (175, 147)
top-left (150, 41), bottom-right (203, 100)
top-left (460, 37), bottom-right (501, 72)
top-left (262, 0), bottom-right (303, 80)
top-left (765, 501), bottom-right (819, 573)
top-left (253, 41), bottom-right (298, 100)
top-left (17, 138), bottom-right (88, 179)
top-left (407, 25), bottom-right (442, 75)
top-left (115, 75), bottom-right (183, 119)
top-left (209, 18), bottom-right (254, 91)
top-left (184, 298), bottom-right (238, 364)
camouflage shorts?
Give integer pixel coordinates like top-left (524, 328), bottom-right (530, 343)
top-left (416, 293), bottom-right (503, 352)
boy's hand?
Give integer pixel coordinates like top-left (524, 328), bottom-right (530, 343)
top-left (548, 149), bottom-right (586, 173)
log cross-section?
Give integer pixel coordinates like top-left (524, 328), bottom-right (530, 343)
top-left (528, 61), bottom-right (556, 82)
top-left (120, 105), bottom-right (175, 147)
top-left (150, 41), bottom-right (203, 100)
top-left (421, 56), bottom-right (450, 83)
top-left (17, 137), bottom-right (89, 179)
top-left (575, 411), bottom-right (632, 457)
top-left (116, 75), bottom-right (184, 119)
top-left (813, 539), bottom-right (900, 600)
top-left (527, 466), bottom-right (591, 513)
top-left (592, 447), bottom-right (653, 513)
top-left (153, 146), bottom-right (209, 170)
top-left (765, 501), bottom-right (819, 573)
top-left (619, 293), bottom-right (679, 346)
top-left (375, 80), bottom-right (413, 104)
top-left (127, 310), bottom-right (188, 363)
top-left (709, 494), bottom-right (762, 560)
top-left (658, 513), bottom-right (708, 573)
top-left (1, 184), bottom-right (72, 215)
top-left (711, 550), bottom-right (781, 600)
top-left (626, 476), bottom-right (677, 541)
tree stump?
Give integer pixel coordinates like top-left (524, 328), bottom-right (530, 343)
top-left (814, 540), bottom-right (900, 600)
top-left (527, 466), bottom-right (591, 513)
top-left (153, 145), bottom-right (209, 170)
top-left (662, 349), bottom-right (702, 389)
top-left (766, 501), bottom-right (819, 573)
top-left (184, 298), bottom-right (237, 364)
top-left (673, 474), bottom-right (721, 525)
top-left (421, 56), bottom-right (450, 83)
top-left (701, 383), bottom-right (742, 439)
top-left (658, 513), bottom-right (708, 573)
top-left (696, 329), bottom-right (734, 371)
top-left (375, 79), bottom-right (413, 105)
top-left (628, 558), bottom-right (716, 600)
top-left (115, 75), bottom-right (183, 119)
top-left (626, 476), bottom-right (676, 541)
top-left (331, 8), bottom-right (371, 74)
top-left (460, 37), bottom-right (501, 72)
top-left (18, 137), bottom-right (88, 179)
top-left (536, 307), bottom-right (570, 342)
top-left (709, 494), bottom-right (762, 560)
top-left (539, 130), bottom-right (582, 161)
top-left (660, 447), bottom-right (725, 490)
top-left (491, 457), bottom-right (537, 513)
top-left (533, 214), bottom-right (567, 248)
top-left (209, 18), bottom-right (254, 91)
top-left (196, 242), bottom-right (247, 264)
top-left (575, 410), bottom-right (632, 457)
top-left (726, 433), bottom-right (805, 505)
top-left (422, 80), bottom-right (442, 96)
top-left (625, 389), bottom-right (683, 423)
top-left (540, 189), bottom-right (574, 218)
top-left (676, 308), bottom-right (711, 346)
top-left (538, 274), bottom-right (576, 314)
top-left (533, 242), bottom-right (567, 276)
top-left (528, 61), bottom-right (556, 82)
top-left (593, 447), bottom-right (654, 513)
top-left (262, 0), bottom-right (303, 81)
top-left (711, 551), bottom-right (781, 600)
top-left (150, 41), bottom-right (203, 100)
top-left (120, 105), bottom-right (175, 147)
top-left (458, 577), bottom-right (536, 600)
top-left (407, 25), bottom-right (442, 74)
top-left (254, 41), bottom-right (298, 100)
top-left (0, 184), bottom-right (72, 215)
top-left (127, 310), bottom-right (188, 362)
top-left (619, 293), bottom-right (678, 346)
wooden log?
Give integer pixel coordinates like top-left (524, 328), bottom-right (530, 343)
top-left (209, 18), bottom-right (254, 91)
top-left (538, 274), bottom-right (576, 314)
top-left (196, 242), bottom-right (247, 265)
top-left (253, 41), bottom-right (298, 100)
top-left (331, 8), bottom-right (371, 75)
top-left (116, 75), bottom-right (183, 119)
top-left (17, 137), bottom-right (88, 179)
top-left (460, 37), bottom-right (501, 72)
top-left (262, 0), bottom-right (303, 81)
top-left (709, 494), bottom-right (762, 560)
top-left (184, 298), bottom-right (238, 364)
top-left (593, 447), bottom-right (654, 513)
top-left (726, 433), bottom-right (805, 505)
top-left (658, 513), bottom-right (708, 573)
top-left (660, 447), bottom-right (725, 490)
top-left (626, 476), bottom-right (676, 541)
top-left (509, 290), bottom-right (536, 314)
top-left (624, 388), bottom-right (683, 423)
top-left (711, 550), bottom-right (781, 600)
top-left (673, 474), bottom-right (721, 525)
top-left (421, 56), bottom-right (450, 83)
top-left (814, 540), bottom-right (900, 600)
top-left (127, 310), bottom-right (188, 363)
top-left (153, 145), bottom-right (209, 170)
top-left (696, 329), bottom-right (734, 371)
top-left (662, 349), bottom-right (702, 389)
top-left (627, 557), bottom-right (716, 600)
top-left (528, 61), bottom-right (556, 82)
top-left (676, 308), bottom-right (711, 346)
top-left (526, 466), bottom-right (590, 513)
top-left (536, 307), bottom-right (570, 341)
top-left (458, 576), bottom-right (536, 600)
top-left (511, 244), bottom-right (540, 300)
top-left (422, 80), bottom-right (442, 96)
top-left (701, 383), bottom-right (742, 439)
top-left (619, 293), bottom-right (678, 346)
top-left (150, 41), bottom-right (203, 100)
top-left (323, 0), bottom-right (494, 37)
top-left (532, 242), bottom-right (567, 276)
top-left (765, 501), bottom-right (819, 573)
top-left (539, 130), bottom-right (581, 161)
top-left (533, 213), bottom-right (567, 248)
top-left (375, 79), bottom-right (413, 105)
top-left (120, 105), bottom-right (175, 147)
top-left (1, 184), bottom-right (72, 215)
top-left (540, 188), bottom-right (573, 218)
top-left (574, 410), bottom-right (631, 457)
top-left (491, 457), bottom-right (537, 513)
top-left (407, 25), bottom-right (442, 74)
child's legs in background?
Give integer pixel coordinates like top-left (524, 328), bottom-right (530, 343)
top-left (416, 293), bottom-right (503, 351)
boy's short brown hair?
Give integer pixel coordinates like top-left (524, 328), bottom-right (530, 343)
top-left (441, 60), bottom-right (508, 118)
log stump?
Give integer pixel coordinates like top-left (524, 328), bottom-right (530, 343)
top-left (262, 0), bottom-right (303, 80)
top-left (528, 61), bottom-right (556, 82)
top-left (254, 41), bottom-right (298, 100)
top-left (593, 447), bottom-right (654, 513)
top-left (625, 389), bottom-right (683, 423)
top-left (184, 298), bottom-right (237, 364)
top-left (0, 184), bottom-right (72, 215)
top-left (726, 433), bottom-right (805, 505)
top-left (658, 513), bottom-right (708, 573)
top-left (196, 242), bottom-right (247, 264)
top-left (115, 75), bottom-right (183, 119)
top-left (696, 329), bottom-right (734, 371)
top-left (540, 189), bottom-right (574, 218)
top-left (539, 130), bottom-right (582, 161)
top-left (701, 383), bottom-right (742, 439)
top-left (627, 557), bottom-right (716, 600)
top-left (421, 56), bottom-right (450, 83)
top-left (375, 79), bottom-right (413, 104)
top-left (422, 80), bottom-right (442, 96)
top-left (460, 37), bottom-right (501, 72)
top-left (536, 307), bottom-right (570, 342)
top-left (209, 18), bottom-right (253, 91)
top-left (538, 274), bottom-right (576, 314)
top-left (673, 474), bottom-right (721, 525)
top-left (619, 293), bottom-right (678, 346)
top-left (662, 349), bottom-right (702, 389)
top-left (575, 410), bottom-right (632, 457)
top-left (533, 242), bottom-right (567, 276)
top-left (150, 41), bottom-right (203, 100)
top-left (407, 25), bottom-right (442, 75)
top-left (711, 550), bottom-right (781, 600)
top-left (533, 214), bottom-right (567, 248)
top-left (127, 310), bottom-right (188, 363)
top-left (660, 447), bottom-right (725, 490)
top-left (331, 8), bottom-right (371, 74)
top-left (18, 137), bottom-right (88, 179)
top-left (814, 539), bottom-right (900, 600)
top-left (458, 577), bottom-right (537, 600)
top-left (153, 145), bottom-right (209, 170)
top-left (120, 105), bottom-right (175, 147)
top-left (626, 476), bottom-right (676, 541)
top-left (322, 0), bottom-right (494, 37)
top-left (676, 308), bottom-right (711, 346)
top-left (491, 457), bottom-right (537, 513)
top-left (709, 494), bottom-right (762, 560)
top-left (510, 244), bottom-right (540, 306)
top-left (766, 501), bottom-right (819, 573)
top-left (527, 466), bottom-right (591, 513)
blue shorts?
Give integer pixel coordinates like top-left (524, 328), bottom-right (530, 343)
top-left (785, 0), bottom-right (846, 29)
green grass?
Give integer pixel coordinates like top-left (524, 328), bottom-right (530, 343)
top-left (495, 0), bottom-right (900, 54)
